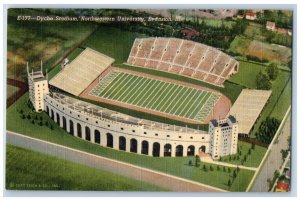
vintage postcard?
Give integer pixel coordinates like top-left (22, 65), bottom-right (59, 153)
top-left (5, 7), bottom-right (292, 193)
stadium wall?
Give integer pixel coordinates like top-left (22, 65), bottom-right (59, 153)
top-left (44, 94), bottom-right (212, 157)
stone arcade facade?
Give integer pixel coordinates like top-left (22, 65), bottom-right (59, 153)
top-left (43, 93), bottom-right (238, 159)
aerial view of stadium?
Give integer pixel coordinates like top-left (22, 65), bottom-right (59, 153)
top-left (5, 8), bottom-right (293, 193)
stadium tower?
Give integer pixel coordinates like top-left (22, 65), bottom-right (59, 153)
top-left (27, 61), bottom-right (49, 112)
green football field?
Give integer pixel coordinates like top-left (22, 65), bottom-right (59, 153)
top-left (89, 70), bottom-right (220, 122)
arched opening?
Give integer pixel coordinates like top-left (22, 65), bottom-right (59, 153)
top-left (187, 145), bottom-right (195, 156)
top-left (77, 123), bottom-right (82, 138)
top-left (152, 142), bottom-right (160, 157)
top-left (46, 106), bottom-right (49, 115)
top-left (130, 138), bottom-right (137, 153)
top-left (175, 145), bottom-right (183, 157)
top-left (94, 130), bottom-right (100, 144)
top-left (69, 120), bottom-right (74, 135)
top-left (141, 140), bottom-right (149, 155)
top-left (85, 126), bottom-right (91, 141)
top-left (62, 116), bottom-right (67, 131)
top-left (56, 113), bottom-right (60, 125)
top-left (199, 145), bottom-right (206, 153)
top-left (51, 109), bottom-right (54, 120)
top-left (106, 133), bottom-right (113, 148)
top-left (164, 144), bottom-right (172, 157)
top-left (119, 136), bottom-right (126, 151)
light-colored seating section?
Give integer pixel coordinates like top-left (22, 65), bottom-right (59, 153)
top-left (50, 47), bottom-right (115, 96)
top-left (126, 37), bottom-right (238, 86)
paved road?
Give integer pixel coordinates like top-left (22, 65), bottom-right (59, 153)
top-left (6, 131), bottom-right (226, 192)
top-left (250, 115), bottom-right (291, 192)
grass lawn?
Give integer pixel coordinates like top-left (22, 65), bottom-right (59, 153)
top-left (250, 71), bottom-right (291, 137)
top-left (81, 26), bottom-right (146, 64)
top-left (270, 77), bottom-right (292, 119)
top-left (7, 8), bottom-right (97, 80)
top-left (219, 142), bottom-right (267, 167)
top-left (7, 93), bottom-right (254, 192)
top-left (6, 144), bottom-right (165, 191)
top-left (229, 60), bottom-right (266, 88)
top-left (227, 35), bottom-right (252, 56)
top-left (6, 85), bottom-right (20, 99)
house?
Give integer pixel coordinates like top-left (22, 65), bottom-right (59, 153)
top-left (266, 21), bottom-right (276, 31)
top-left (237, 14), bottom-right (244, 19)
top-left (275, 181), bottom-right (290, 192)
top-left (245, 12), bottom-right (257, 20)
top-left (181, 27), bottom-right (200, 39)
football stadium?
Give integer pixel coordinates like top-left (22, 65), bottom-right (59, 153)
top-left (28, 37), bottom-right (271, 159)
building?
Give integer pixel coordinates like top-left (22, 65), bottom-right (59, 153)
top-left (27, 61), bottom-right (49, 112)
top-left (28, 43), bottom-right (240, 160)
top-left (266, 21), bottom-right (276, 31)
top-left (245, 12), bottom-right (257, 20)
top-left (275, 181), bottom-right (290, 192)
top-left (209, 116), bottom-right (238, 160)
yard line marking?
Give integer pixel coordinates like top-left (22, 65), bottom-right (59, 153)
top-left (157, 85), bottom-right (182, 111)
top-left (92, 71), bottom-right (121, 95)
top-left (105, 74), bottom-right (138, 99)
top-left (116, 76), bottom-right (147, 102)
top-left (145, 82), bottom-right (172, 109)
top-left (135, 80), bottom-right (162, 106)
top-left (143, 82), bottom-right (169, 108)
top-left (178, 90), bottom-right (202, 117)
top-left (172, 88), bottom-right (195, 116)
top-left (127, 79), bottom-right (154, 104)
top-left (166, 88), bottom-right (193, 114)
top-left (161, 86), bottom-right (185, 113)
top-left (152, 84), bottom-right (177, 110)
top-left (115, 76), bottom-right (147, 102)
top-left (139, 81), bottom-right (167, 107)
top-left (90, 73), bottom-right (120, 96)
top-left (188, 92), bottom-right (212, 119)
top-left (99, 73), bottom-right (129, 97)
top-left (183, 91), bottom-right (207, 118)
top-left (130, 79), bottom-right (158, 105)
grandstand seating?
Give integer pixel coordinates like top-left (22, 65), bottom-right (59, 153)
top-left (127, 37), bottom-right (239, 86)
top-left (50, 47), bottom-right (115, 96)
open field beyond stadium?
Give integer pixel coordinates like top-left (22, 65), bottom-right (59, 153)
top-left (80, 67), bottom-right (231, 124)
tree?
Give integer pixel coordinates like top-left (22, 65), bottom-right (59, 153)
top-left (50, 125), bottom-right (54, 130)
top-left (31, 120), bottom-right (35, 124)
top-left (219, 156), bottom-right (222, 161)
top-left (27, 114), bottom-right (31, 120)
top-left (223, 166), bottom-right (226, 172)
top-left (35, 116), bottom-right (38, 120)
top-left (248, 148), bottom-right (252, 155)
top-left (237, 166), bottom-right (240, 172)
top-left (251, 142), bottom-right (255, 150)
top-left (45, 121), bottom-right (49, 127)
top-left (233, 170), bottom-right (237, 179)
top-left (256, 71), bottom-right (272, 90)
top-left (203, 165), bottom-right (207, 171)
top-left (280, 149), bottom-right (289, 162)
top-left (228, 167), bottom-right (231, 173)
top-left (188, 160), bottom-right (192, 166)
top-left (267, 63), bottom-right (279, 80)
top-left (210, 166), bottom-right (214, 171)
top-left (227, 179), bottom-right (231, 187)
top-left (255, 117), bottom-right (280, 144)
top-left (39, 121), bottom-right (43, 126)
top-left (217, 166), bottom-right (220, 171)
top-left (21, 114), bottom-right (26, 119)
top-left (195, 155), bottom-right (200, 167)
